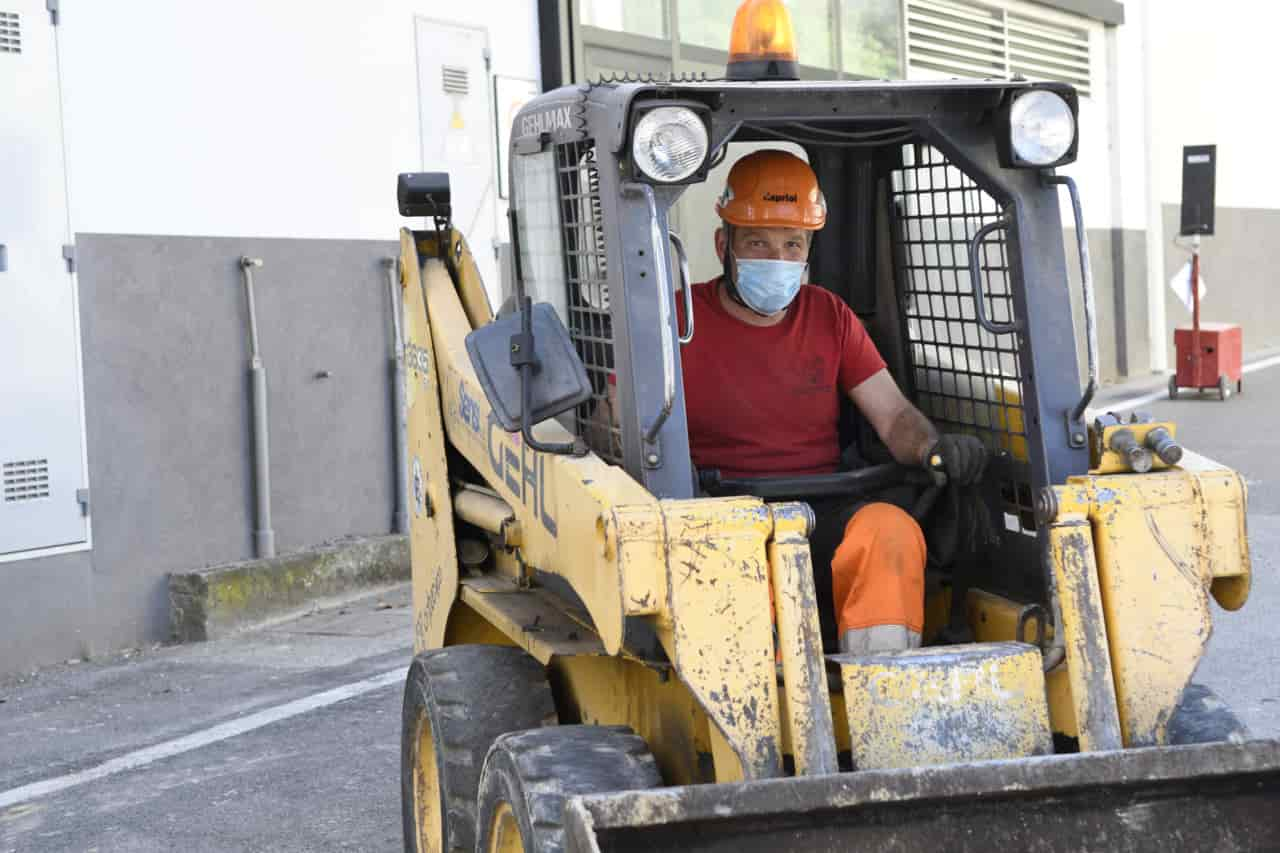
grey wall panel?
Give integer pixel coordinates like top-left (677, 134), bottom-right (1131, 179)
top-left (1063, 227), bottom-right (1148, 385)
top-left (1161, 205), bottom-right (1280, 368)
top-left (71, 233), bottom-right (399, 654)
top-left (0, 552), bottom-right (95, 674)
top-left (1117, 229), bottom-right (1150, 378)
top-left (1065, 227), bottom-right (1114, 384)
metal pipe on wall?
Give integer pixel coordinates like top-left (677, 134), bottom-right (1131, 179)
top-left (240, 256), bottom-right (275, 558)
top-left (384, 257), bottom-right (409, 534)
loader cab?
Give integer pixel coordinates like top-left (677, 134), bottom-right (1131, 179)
top-left (502, 76), bottom-right (1091, 604)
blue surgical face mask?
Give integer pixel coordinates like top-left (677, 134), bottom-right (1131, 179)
top-left (732, 257), bottom-right (806, 316)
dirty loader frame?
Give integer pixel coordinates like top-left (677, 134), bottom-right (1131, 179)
top-left (398, 77), bottom-right (1280, 852)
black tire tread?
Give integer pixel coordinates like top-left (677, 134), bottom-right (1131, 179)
top-left (401, 645), bottom-right (556, 853)
top-left (476, 725), bottom-right (662, 853)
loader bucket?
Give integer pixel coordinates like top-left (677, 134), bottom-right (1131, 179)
top-left (564, 740), bottom-right (1280, 852)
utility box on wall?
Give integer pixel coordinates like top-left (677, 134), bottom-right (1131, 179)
top-left (0, 1), bottom-right (90, 557)
top-left (415, 17), bottom-right (499, 302)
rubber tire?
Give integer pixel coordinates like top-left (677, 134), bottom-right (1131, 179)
top-left (1167, 683), bottom-right (1250, 745)
top-left (401, 645), bottom-right (556, 853)
top-left (1218, 374), bottom-right (1231, 401)
top-left (475, 726), bottom-right (662, 853)
top-left (1168, 374), bottom-right (1179, 400)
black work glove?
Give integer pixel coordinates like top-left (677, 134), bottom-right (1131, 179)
top-left (925, 434), bottom-right (987, 487)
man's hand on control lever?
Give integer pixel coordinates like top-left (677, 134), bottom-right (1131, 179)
top-left (924, 434), bottom-right (987, 488)
top-left (850, 371), bottom-right (988, 488)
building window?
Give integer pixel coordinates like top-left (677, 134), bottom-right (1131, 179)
top-left (580, 0), bottom-right (670, 39)
top-left (843, 0), bottom-right (901, 77)
top-left (905, 0), bottom-right (1092, 95)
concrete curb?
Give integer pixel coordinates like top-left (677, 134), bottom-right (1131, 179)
top-left (169, 534), bottom-right (409, 643)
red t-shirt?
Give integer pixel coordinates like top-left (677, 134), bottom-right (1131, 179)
top-left (678, 278), bottom-right (886, 479)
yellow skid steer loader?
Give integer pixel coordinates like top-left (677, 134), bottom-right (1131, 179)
top-left (395, 3), bottom-right (1280, 850)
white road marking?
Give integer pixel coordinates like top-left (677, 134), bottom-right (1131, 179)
top-left (1089, 353), bottom-right (1280, 416)
top-left (0, 667), bottom-right (404, 811)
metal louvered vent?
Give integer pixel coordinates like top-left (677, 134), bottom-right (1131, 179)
top-left (1006, 13), bottom-right (1091, 94)
top-left (906, 0), bottom-right (1091, 96)
top-left (442, 65), bottom-right (469, 95)
top-left (4, 459), bottom-right (50, 502)
top-left (0, 11), bottom-right (20, 54)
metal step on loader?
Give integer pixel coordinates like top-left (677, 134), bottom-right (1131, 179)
top-left (393, 3), bottom-right (1280, 850)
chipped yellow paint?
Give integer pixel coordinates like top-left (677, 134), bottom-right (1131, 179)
top-left (420, 226), bottom-right (493, 331)
top-left (1052, 463), bottom-right (1251, 746)
top-left (553, 654), bottom-right (714, 787)
top-left (457, 575), bottom-right (606, 665)
top-left (660, 498), bottom-right (783, 781)
top-left (405, 229), bottom-right (787, 785)
top-left (1046, 514), bottom-right (1123, 751)
top-left (608, 504), bottom-right (667, 617)
top-left (411, 230), bottom-right (654, 657)
top-left (966, 588), bottom-right (1077, 738)
top-left (836, 642), bottom-right (1052, 770)
top-left (400, 229), bottom-right (460, 652)
top-left (767, 503), bottom-right (838, 776)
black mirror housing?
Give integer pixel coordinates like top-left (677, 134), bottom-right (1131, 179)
top-left (465, 303), bottom-right (592, 432)
top-left (398, 172), bottom-right (452, 218)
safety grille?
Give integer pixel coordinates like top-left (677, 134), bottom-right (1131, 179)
top-left (3, 458), bottom-right (50, 502)
top-left (889, 143), bottom-right (1035, 535)
top-left (0, 11), bottom-right (19, 54)
top-left (555, 139), bottom-right (619, 464)
top-left (441, 65), bottom-right (468, 95)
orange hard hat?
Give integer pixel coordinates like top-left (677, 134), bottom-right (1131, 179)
top-left (714, 150), bottom-right (826, 230)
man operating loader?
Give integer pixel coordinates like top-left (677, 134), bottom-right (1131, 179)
top-left (680, 149), bottom-right (986, 655)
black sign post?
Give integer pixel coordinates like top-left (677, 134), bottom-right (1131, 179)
top-left (1179, 145), bottom-right (1216, 390)
top-left (1179, 145), bottom-right (1216, 237)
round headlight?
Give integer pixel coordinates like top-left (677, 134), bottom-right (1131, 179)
top-left (632, 107), bottom-right (708, 183)
top-left (1009, 91), bottom-right (1075, 166)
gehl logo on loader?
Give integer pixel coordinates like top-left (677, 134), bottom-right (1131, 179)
top-left (518, 106), bottom-right (573, 139)
top-left (486, 412), bottom-right (558, 537)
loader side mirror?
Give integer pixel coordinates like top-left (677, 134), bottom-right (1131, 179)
top-left (465, 303), bottom-right (592, 433)
top-left (397, 172), bottom-right (451, 218)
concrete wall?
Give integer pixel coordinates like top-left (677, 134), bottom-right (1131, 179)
top-left (1136, 0), bottom-right (1280, 372)
top-left (1064, 227), bottom-right (1150, 386)
top-left (0, 235), bottom-right (400, 673)
top-left (1, 0), bottom-right (540, 675)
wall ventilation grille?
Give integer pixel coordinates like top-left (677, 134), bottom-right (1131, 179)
top-left (442, 65), bottom-right (469, 96)
top-left (3, 459), bottom-right (50, 502)
top-left (906, 0), bottom-right (1091, 96)
top-left (0, 11), bottom-right (20, 54)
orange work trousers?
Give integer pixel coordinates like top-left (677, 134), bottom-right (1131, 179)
top-left (807, 499), bottom-right (926, 650)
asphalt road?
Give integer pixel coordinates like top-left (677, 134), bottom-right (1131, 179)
top-left (2, 365), bottom-right (1278, 853)
top-left (0, 591), bottom-right (413, 853)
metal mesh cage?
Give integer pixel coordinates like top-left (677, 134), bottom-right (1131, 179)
top-left (555, 140), bottom-right (621, 463)
top-left (889, 143), bottom-right (1036, 535)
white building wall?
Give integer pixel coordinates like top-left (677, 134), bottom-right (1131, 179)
top-left (1135, 0), bottom-right (1280, 370)
top-left (1144, 0), bottom-right (1277, 212)
top-left (58, 1), bottom-right (540, 245)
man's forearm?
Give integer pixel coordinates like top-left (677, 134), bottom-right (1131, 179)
top-left (886, 404), bottom-right (939, 467)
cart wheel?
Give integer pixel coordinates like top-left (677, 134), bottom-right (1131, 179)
top-left (1238, 378), bottom-right (1244, 394)
top-left (1218, 375), bottom-right (1231, 401)
top-left (1168, 375), bottom-right (1178, 401)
